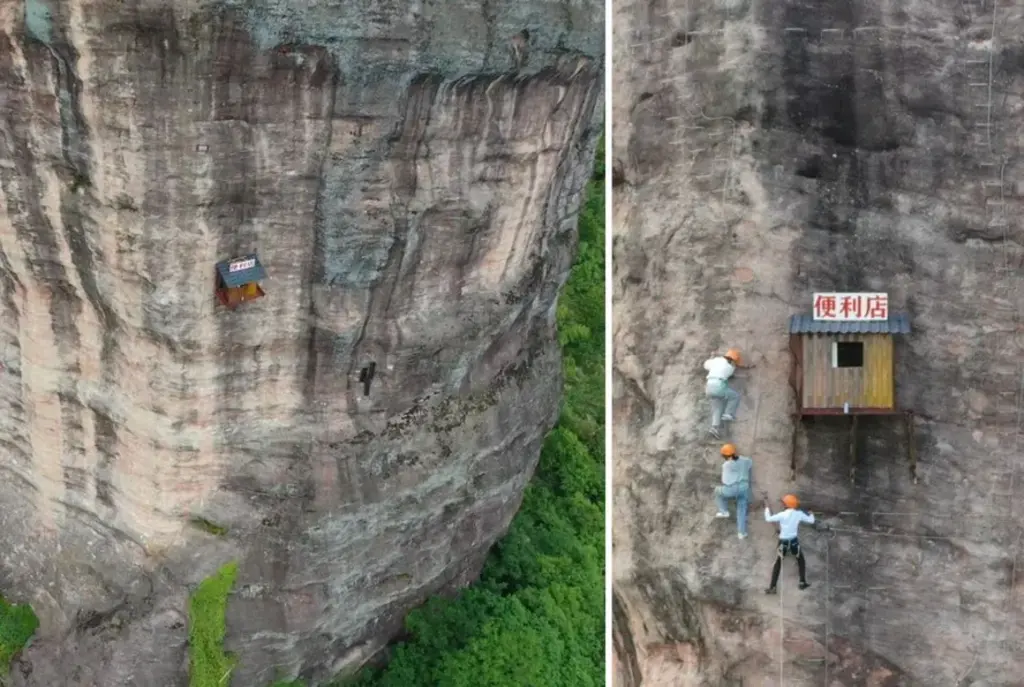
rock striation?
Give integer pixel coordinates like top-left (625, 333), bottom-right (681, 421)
top-left (613, 0), bottom-right (1023, 685)
top-left (0, 1), bottom-right (602, 685)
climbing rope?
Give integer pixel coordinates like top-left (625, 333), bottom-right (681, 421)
top-left (778, 542), bottom-right (784, 687)
top-left (824, 535), bottom-right (830, 686)
top-left (763, 495), bottom-right (837, 687)
top-left (761, 489), bottom-right (786, 687)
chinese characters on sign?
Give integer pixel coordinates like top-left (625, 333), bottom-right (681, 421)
top-left (228, 258), bottom-right (256, 273)
top-left (813, 293), bottom-right (889, 321)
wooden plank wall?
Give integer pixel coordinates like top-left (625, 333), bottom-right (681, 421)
top-left (801, 334), bottom-right (894, 409)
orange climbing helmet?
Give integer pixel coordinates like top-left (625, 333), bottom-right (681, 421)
top-left (724, 348), bottom-right (741, 365)
top-left (782, 494), bottom-right (800, 509)
top-left (720, 444), bottom-right (737, 457)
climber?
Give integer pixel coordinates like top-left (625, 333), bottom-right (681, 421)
top-left (703, 348), bottom-right (748, 438)
top-left (509, 29), bottom-right (530, 70)
top-left (763, 493), bottom-right (815, 594)
top-left (713, 444), bottom-right (753, 539)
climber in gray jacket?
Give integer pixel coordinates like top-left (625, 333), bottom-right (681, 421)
top-left (714, 443), bottom-right (753, 539)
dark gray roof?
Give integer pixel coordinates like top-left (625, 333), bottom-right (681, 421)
top-left (216, 254), bottom-right (267, 288)
top-left (789, 312), bottom-right (911, 334)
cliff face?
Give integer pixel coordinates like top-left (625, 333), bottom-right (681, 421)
top-left (0, 1), bottom-right (602, 685)
top-left (613, 1), bottom-right (1022, 685)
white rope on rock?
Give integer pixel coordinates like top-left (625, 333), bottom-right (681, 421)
top-left (778, 548), bottom-right (784, 687)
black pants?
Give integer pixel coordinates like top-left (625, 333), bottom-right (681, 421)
top-left (769, 538), bottom-right (806, 588)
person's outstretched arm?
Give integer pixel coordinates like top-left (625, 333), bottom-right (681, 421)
top-left (799, 510), bottom-right (815, 525)
top-left (765, 506), bottom-right (783, 522)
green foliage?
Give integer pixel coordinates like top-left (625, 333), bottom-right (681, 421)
top-left (557, 169), bottom-right (605, 449)
top-left (0, 596), bottom-right (38, 675)
top-left (190, 517), bottom-right (229, 536)
top-left (338, 138), bottom-right (605, 687)
top-left (189, 561), bottom-right (239, 687)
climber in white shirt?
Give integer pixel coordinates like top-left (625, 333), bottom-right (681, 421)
top-left (763, 493), bottom-right (815, 594)
top-left (703, 348), bottom-right (747, 438)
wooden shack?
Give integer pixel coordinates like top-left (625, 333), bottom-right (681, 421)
top-left (789, 313), bottom-right (911, 414)
top-left (787, 312), bottom-right (916, 481)
top-left (215, 254), bottom-right (267, 309)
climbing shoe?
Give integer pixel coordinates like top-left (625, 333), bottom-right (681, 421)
top-left (715, 512), bottom-right (730, 518)
top-left (799, 581), bottom-right (810, 590)
top-left (737, 532), bottom-right (747, 539)
top-left (709, 426), bottom-right (721, 438)
top-left (764, 587), bottom-right (776, 595)
top-left (722, 415), bottom-right (735, 422)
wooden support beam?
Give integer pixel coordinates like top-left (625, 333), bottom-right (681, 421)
top-left (789, 418), bottom-right (799, 481)
top-left (789, 336), bottom-right (801, 482)
top-left (848, 414), bottom-right (858, 483)
top-left (906, 411), bottom-right (918, 484)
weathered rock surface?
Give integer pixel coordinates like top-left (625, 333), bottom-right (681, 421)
top-left (0, 1), bottom-right (602, 685)
top-left (613, 0), bottom-right (1023, 685)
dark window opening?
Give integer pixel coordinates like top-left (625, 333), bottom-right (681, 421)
top-left (359, 362), bottom-right (376, 396)
top-left (834, 341), bottom-right (864, 368)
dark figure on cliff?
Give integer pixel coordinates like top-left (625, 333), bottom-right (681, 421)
top-left (764, 493), bottom-right (814, 593)
top-left (510, 29), bottom-right (530, 70)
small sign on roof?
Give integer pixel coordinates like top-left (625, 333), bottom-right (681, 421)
top-left (229, 257), bottom-right (256, 273)
top-left (813, 292), bottom-right (889, 321)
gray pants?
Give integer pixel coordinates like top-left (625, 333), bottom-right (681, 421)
top-left (715, 483), bottom-right (751, 535)
top-left (706, 379), bottom-right (740, 429)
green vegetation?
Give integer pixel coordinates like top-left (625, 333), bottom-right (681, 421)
top-left (189, 561), bottom-right (239, 687)
top-left (338, 140), bottom-right (605, 687)
top-left (189, 517), bottom-right (229, 537)
top-left (0, 595), bottom-right (38, 675)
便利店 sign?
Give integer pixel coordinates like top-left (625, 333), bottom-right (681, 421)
top-left (228, 258), bottom-right (256, 273)
top-left (813, 292), bottom-right (888, 321)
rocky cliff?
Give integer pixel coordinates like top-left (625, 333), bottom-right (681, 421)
top-left (613, 0), bottom-right (1022, 685)
top-left (0, 1), bottom-right (602, 685)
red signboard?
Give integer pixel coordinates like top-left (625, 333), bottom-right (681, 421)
top-left (813, 292), bottom-right (888, 321)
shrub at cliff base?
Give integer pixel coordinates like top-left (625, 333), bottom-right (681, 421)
top-left (0, 595), bottom-right (38, 675)
top-left (339, 141), bottom-right (605, 687)
top-left (189, 561), bottom-right (239, 687)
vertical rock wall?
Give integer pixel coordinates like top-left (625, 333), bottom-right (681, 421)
top-left (0, 1), bottom-right (603, 685)
top-left (613, 0), bottom-right (1023, 685)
